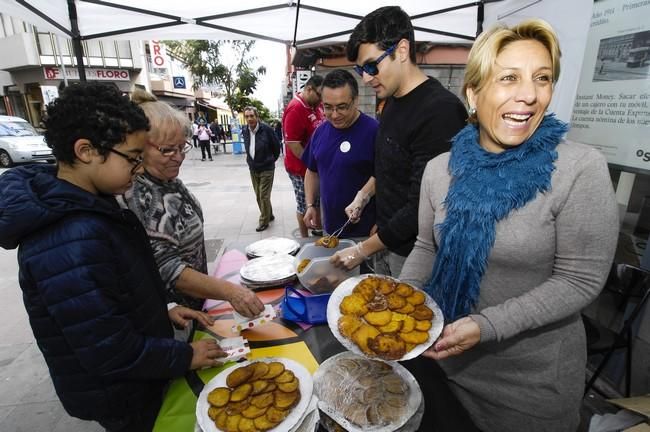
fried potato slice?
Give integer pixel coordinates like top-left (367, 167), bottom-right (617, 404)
top-left (230, 383), bottom-right (253, 402)
top-left (225, 413), bottom-right (242, 432)
top-left (386, 293), bottom-right (407, 310)
top-left (353, 280), bottom-right (377, 302)
top-left (249, 362), bottom-right (270, 381)
top-left (415, 319), bottom-right (432, 331)
top-left (393, 303), bottom-right (415, 314)
top-left (351, 324), bottom-right (381, 355)
top-left (399, 330), bottom-right (429, 344)
top-left (384, 374), bottom-right (408, 395)
top-left (297, 258), bottom-right (310, 273)
top-left (338, 315), bottom-right (363, 339)
top-left (363, 310), bottom-right (392, 326)
top-left (368, 334), bottom-right (406, 360)
top-left (265, 383), bottom-right (277, 393)
top-left (207, 387), bottom-right (231, 408)
top-left (365, 293), bottom-right (388, 311)
top-left (216, 409), bottom-right (229, 430)
top-left (241, 403), bottom-right (268, 419)
top-left (253, 414), bottom-right (279, 431)
top-left (315, 236), bottom-right (338, 248)
top-left (412, 304), bottom-right (434, 320)
top-left (340, 293), bottom-right (369, 316)
top-left (395, 283), bottom-right (414, 297)
top-left (377, 279), bottom-right (396, 295)
top-left (250, 380), bottom-right (269, 396)
top-left (377, 320), bottom-right (403, 333)
top-left (226, 365), bottom-right (254, 388)
top-left (406, 291), bottom-right (426, 305)
top-left (401, 315), bottom-right (416, 333)
top-left (277, 377), bottom-right (299, 393)
top-left (273, 389), bottom-right (300, 410)
top-left (237, 417), bottom-right (257, 432)
top-left (208, 405), bottom-right (224, 420)
top-left (260, 361), bottom-right (285, 380)
top-left (250, 392), bottom-right (274, 408)
top-left (274, 369), bottom-right (295, 384)
top-left (226, 398), bottom-right (251, 415)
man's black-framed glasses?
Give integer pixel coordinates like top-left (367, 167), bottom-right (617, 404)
top-left (353, 43), bottom-right (397, 77)
top-left (108, 148), bottom-right (143, 174)
top-left (323, 100), bottom-right (354, 114)
top-left (155, 142), bottom-right (193, 157)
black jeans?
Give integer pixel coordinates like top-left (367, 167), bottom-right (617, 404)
top-left (199, 140), bottom-right (212, 159)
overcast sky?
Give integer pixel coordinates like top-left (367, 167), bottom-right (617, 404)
top-left (250, 40), bottom-right (287, 116)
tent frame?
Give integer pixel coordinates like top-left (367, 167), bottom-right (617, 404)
top-left (12, 0), bottom-right (501, 81)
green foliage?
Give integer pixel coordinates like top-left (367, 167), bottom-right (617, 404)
top-left (164, 40), bottom-right (268, 116)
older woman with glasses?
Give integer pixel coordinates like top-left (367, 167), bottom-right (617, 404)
top-left (400, 20), bottom-right (618, 431)
top-left (120, 89), bottom-right (264, 317)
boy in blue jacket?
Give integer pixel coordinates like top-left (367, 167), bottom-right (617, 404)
top-left (0, 83), bottom-right (225, 431)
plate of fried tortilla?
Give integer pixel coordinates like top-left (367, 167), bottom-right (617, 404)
top-left (196, 357), bottom-right (313, 432)
top-left (327, 274), bottom-right (443, 361)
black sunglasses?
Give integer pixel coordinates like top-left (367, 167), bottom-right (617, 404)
top-left (108, 148), bottom-right (143, 174)
top-left (353, 43), bottom-right (397, 77)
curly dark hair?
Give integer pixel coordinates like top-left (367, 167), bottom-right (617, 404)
top-left (322, 69), bottom-right (359, 98)
top-left (44, 82), bottom-right (150, 164)
top-left (346, 6), bottom-right (416, 64)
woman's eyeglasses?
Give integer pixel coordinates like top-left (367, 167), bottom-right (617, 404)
top-left (154, 142), bottom-right (193, 157)
top-left (353, 43), bottom-right (397, 77)
top-left (108, 148), bottom-right (143, 174)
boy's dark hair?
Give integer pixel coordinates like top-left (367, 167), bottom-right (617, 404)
top-left (322, 69), bottom-right (359, 99)
top-left (44, 82), bottom-right (149, 164)
top-left (346, 6), bottom-right (416, 64)
top-left (304, 75), bottom-right (323, 91)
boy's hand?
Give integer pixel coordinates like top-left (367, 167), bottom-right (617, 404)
top-left (168, 305), bottom-right (214, 329)
top-left (227, 283), bottom-right (264, 318)
top-left (189, 339), bottom-right (226, 370)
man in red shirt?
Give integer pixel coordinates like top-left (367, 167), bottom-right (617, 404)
top-left (282, 75), bottom-right (325, 237)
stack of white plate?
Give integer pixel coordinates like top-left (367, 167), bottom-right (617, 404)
top-left (240, 253), bottom-right (297, 289)
top-left (245, 237), bottom-right (300, 259)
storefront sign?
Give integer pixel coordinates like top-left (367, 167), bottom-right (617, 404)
top-left (43, 67), bottom-right (131, 81)
top-left (149, 40), bottom-right (168, 69)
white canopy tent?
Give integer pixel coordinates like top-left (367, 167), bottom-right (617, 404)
top-left (0, 0), bottom-right (505, 79)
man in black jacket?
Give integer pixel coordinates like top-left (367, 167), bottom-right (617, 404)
top-left (331, 5), bottom-right (467, 276)
top-left (243, 106), bottom-right (281, 232)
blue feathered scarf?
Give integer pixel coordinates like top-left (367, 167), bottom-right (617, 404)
top-left (423, 114), bottom-right (568, 321)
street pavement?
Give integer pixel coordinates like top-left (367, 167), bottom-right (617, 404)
top-left (0, 146), bottom-right (303, 431)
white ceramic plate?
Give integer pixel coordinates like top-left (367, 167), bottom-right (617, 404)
top-left (313, 352), bottom-right (422, 432)
top-left (326, 274), bottom-right (444, 361)
top-left (239, 253), bottom-right (297, 284)
top-left (196, 357), bottom-right (313, 432)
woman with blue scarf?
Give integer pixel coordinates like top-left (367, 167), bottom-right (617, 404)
top-left (400, 20), bottom-right (618, 432)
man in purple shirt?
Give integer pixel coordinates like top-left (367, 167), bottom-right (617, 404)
top-left (302, 69), bottom-right (378, 238)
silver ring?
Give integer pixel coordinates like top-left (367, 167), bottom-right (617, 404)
top-left (345, 255), bottom-right (355, 261)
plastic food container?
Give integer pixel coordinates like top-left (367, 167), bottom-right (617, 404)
top-left (295, 239), bottom-right (360, 294)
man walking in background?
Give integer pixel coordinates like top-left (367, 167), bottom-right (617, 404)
top-left (243, 106), bottom-right (281, 232)
top-left (282, 75), bottom-right (325, 237)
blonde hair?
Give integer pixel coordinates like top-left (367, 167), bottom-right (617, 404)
top-left (463, 19), bottom-right (561, 120)
top-left (131, 88), bottom-right (191, 144)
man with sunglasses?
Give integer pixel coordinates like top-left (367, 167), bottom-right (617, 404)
top-left (332, 6), bottom-right (466, 276)
top-left (282, 75), bottom-right (325, 237)
top-left (302, 69), bottom-right (378, 239)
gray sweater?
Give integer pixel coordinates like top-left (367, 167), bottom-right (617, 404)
top-left (400, 140), bottom-right (618, 432)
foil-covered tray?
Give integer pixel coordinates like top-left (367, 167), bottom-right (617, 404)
top-left (239, 253), bottom-right (297, 289)
top-left (245, 237), bottom-right (300, 258)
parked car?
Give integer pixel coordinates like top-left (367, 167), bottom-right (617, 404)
top-left (0, 115), bottom-right (55, 168)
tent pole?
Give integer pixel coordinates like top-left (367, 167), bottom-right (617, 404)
top-left (67, 0), bottom-right (86, 82)
top-left (291, 0), bottom-right (301, 49)
top-left (477, 1), bottom-right (485, 36)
